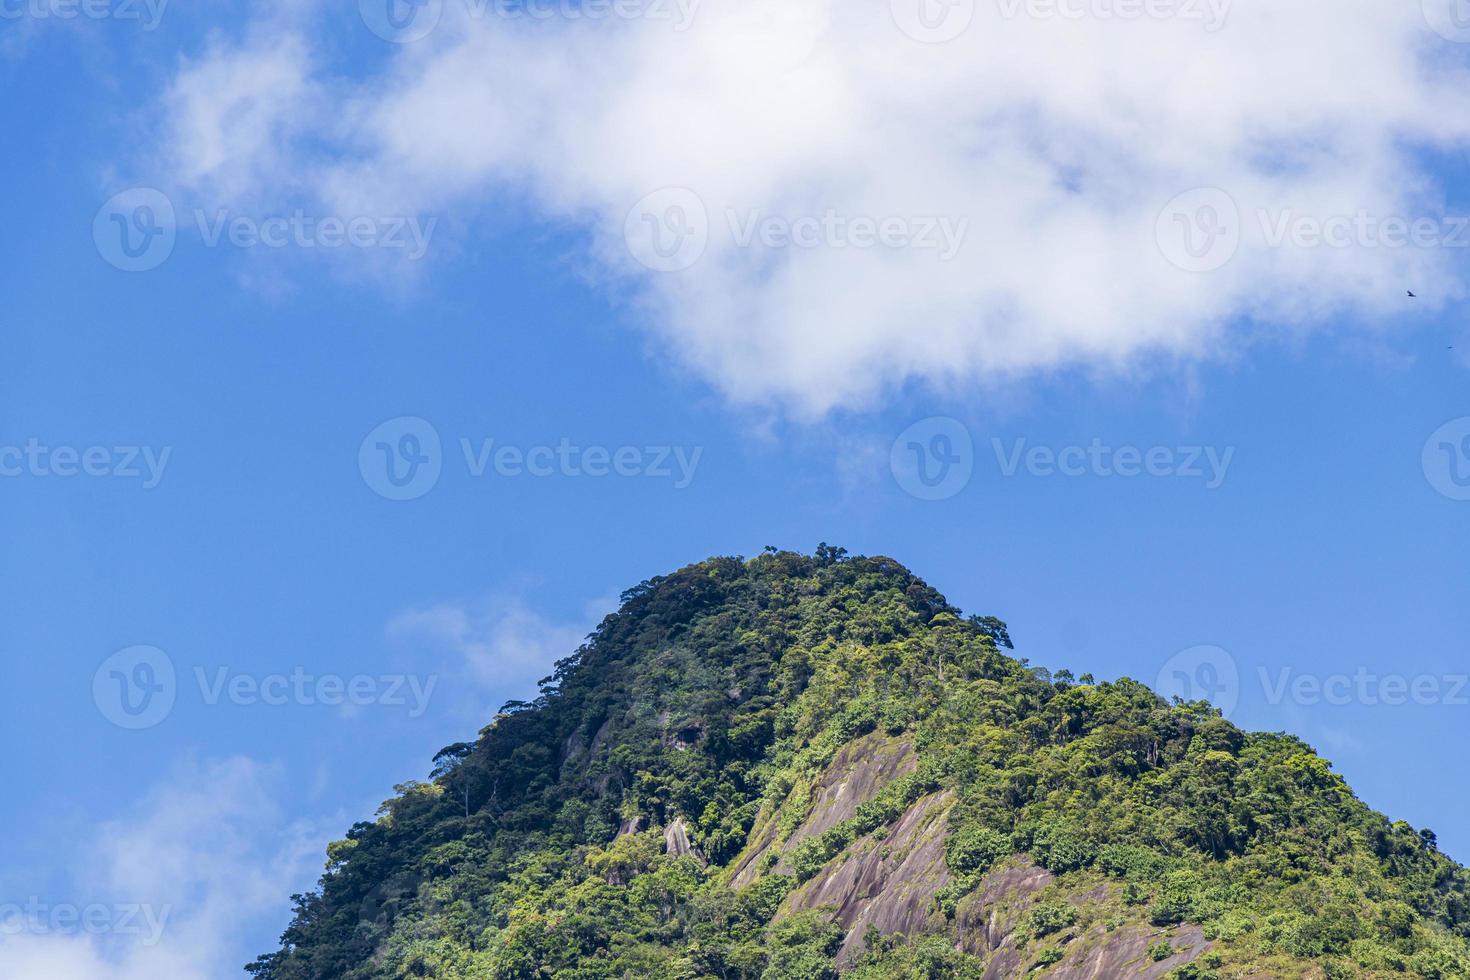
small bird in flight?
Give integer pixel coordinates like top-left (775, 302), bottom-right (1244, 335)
top-left (1408, 290), bottom-right (1417, 298)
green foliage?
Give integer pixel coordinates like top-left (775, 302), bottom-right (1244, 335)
top-left (760, 911), bottom-right (843, 980)
top-left (849, 934), bottom-right (986, 978)
top-left (245, 550), bottom-right (1470, 980)
top-left (1149, 872), bottom-right (1202, 926)
top-left (1097, 843), bottom-right (1171, 882)
top-left (1021, 900), bottom-right (1078, 939)
top-left (945, 825), bottom-right (1009, 877)
top-left (1028, 821), bottom-right (1095, 874)
top-left (1169, 966), bottom-right (1218, 980)
top-left (1032, 946), bottom-right (1065, 968)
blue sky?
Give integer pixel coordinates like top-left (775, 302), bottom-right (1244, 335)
top-left (3, 1), bottom-right (1470, 975)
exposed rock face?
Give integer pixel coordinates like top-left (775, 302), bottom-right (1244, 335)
top-left (576, 718), bottom-right (616, 794)
top-left (562, 728), bottom-right (587, 767)
top-left (785, 790), bottom-right (955, 966)
top-left (729, 732), bottom-right (916, 887)
top-left (725, 729), bottom-right (1217, 977)
top-left (1044, 923), bottom-right (1210, 979)
top-left (617, 815), bottom-right (645, 837)
top-left (957, 865), bottom-right (1213, 979)
top-left (664, 816), bottom-right (706, 866)
top-left (788, 735), bottom-right (917, 848)
top-left (958, 862), bottom-right (1056, 956)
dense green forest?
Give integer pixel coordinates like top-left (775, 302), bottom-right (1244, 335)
top-left (248, 548), bottom-right (1470, 978)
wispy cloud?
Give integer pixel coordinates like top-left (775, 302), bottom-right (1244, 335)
top-left (387, 594), bottom-right (614, 699)
top-left (0, 757), bottom-right (334, 979)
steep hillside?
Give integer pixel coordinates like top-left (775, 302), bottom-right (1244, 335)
top-left (248, 549), bottom-right (1470, 979)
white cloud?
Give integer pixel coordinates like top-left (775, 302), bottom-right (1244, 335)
top-left (0, 757), bottom-right (332, 980)
top-left (165, 32), bottom-right (318, 203)
top-left (387, 594), bottom-right (612, 696)
top-left (156, 0), bottom-right (1470, 414)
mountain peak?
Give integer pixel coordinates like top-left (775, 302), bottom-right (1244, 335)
top-left (249, 549), bottom-right (1470, 979)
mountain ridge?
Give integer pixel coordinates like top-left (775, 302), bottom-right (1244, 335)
top-left (248, 548), bottom-right (1470, 979)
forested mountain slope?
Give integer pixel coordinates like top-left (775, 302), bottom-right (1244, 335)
top-left (248, 548), bottom-right (1470, 979)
